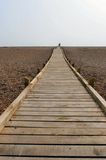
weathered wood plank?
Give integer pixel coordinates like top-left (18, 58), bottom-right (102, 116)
top-left (6, 121), bottom-right (106, 128)
top-left (36, 83), bottom-right (82, 86)
top-left (22, 101), bottom-right (98, 106)
top-left (0, 135), bottom-right (106, 144)
top-left (11, 115), bottom-right (106, 122)
top-left (2, 127), bottom-right (106, 135)
top-left (0, 158), bottom-right (105, 160)
top-left (38, 79), bottom-right (79, 82)
top-left (33, 90), bottom-right (89, 94)
top-left (23, 99), bottom-right (95, 102)
top-left (37, 82), bottom-right (79, 84)
top-left (0, 145), bottom-right (106, 156)
top-left (19, 107), bottom-right (101, 112)
top-left (14, 111), bottom-right (103, 116)
top-left (34, 87), bottom-right (86, 90)
top-left (21, 105), bottom-right (98, 108)
top-left (27, 93), bottom-right (91, 99)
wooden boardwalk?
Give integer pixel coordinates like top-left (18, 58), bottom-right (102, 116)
top-left (0, 47), bottom-right (106, 159)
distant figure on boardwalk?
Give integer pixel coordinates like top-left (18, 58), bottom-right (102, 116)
top-left (58, 43), bottom-right (61, 47)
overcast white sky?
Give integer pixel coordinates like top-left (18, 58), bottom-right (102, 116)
top-left (0, 0), bottom-right (106, 46)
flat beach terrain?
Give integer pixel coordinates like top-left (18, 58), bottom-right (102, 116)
top-left (0, 47), bottom-right (52, 114)
top-left (64, 47), bottom-right (106, 101)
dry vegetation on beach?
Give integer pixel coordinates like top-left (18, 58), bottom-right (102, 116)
top-left (0, 47), bottom-right (53, 114)
top-left (63, 47), bottom-right (106, 100)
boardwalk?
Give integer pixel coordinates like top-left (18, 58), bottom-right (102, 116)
top-left (0, 47), bottom-right (106, 159)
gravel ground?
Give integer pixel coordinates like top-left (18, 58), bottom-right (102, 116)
top-left (0, 47), bottom-right (53, 114)
top-left (63, 47), bottom-right (106, 100)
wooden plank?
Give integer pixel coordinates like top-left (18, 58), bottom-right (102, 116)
top-left (39, 81), bottom-right (81, 84)
top-left (21, 106), bottom-right (98, 109)
top-left (21, 104), bottom-right (98, 108)
top-left (34, 86), bottom-right (85, 90)
top-left (44, 71), bottom-right (75, 74)
top-left (6, 121), bottom-right (106, 128)
top-left (34, 89), bottom-right (86, 92)
top-left (42, 74), bottom-right (77, 76)
top-left (26, 97), bottom-right (92, 100)
top-left (33, 79), bottom-right (80, 82)
top-left (33, 90), bottom-right (89, 94)
top-left (14, 111), bottom-right (103, 116)
top-left (27, 92), bottom-right (90, 95)
top-left (42, 72), bottom-right (75, 74)
top-left (0, 135), bottom-right (106, 144)
top-left (0, 144), bottom-right (106, 156)
top-left (21, 104), bottom-right (98, 110)
top-left (24, 98), bottom-right (93, 103)
top-left (22, 101), bottom-right (97, 105)
top-left (40, 82), bottom-right (81, 85)
top-left (19, 107), bottom-right (101, 112)
top-left (21, 104), bottom-right (98, 109)
top-left (27, 94), bottom-right (91, 99)
top-left (2, 127), bottom-right (106, 135)
top-left (0, 158), bottom-right (106, 160)
top-left (36, 81), bottom-right (81, 83)
top-left (11, 115), bottom-right (106, 122)
top-left (38, 84), bottom-right (83, 87)
top-left (40, 80), bottom-right (81, 83)
top-left (40, 78), bottom-right (78, 80)
top-left (24, 99), bottom-right (94, 102)
top-left (40, 76), bottom-right (77, 78)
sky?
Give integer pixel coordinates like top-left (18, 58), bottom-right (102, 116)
top-left (0, 0), bottom-right (106, 46)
